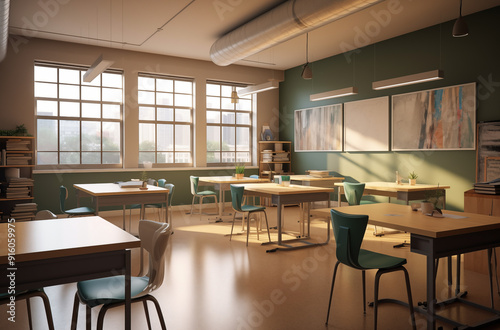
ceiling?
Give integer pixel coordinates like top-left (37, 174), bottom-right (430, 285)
top-left (8, 0), bottom-right (500, 70)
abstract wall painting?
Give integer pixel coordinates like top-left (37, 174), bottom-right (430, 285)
top-left (392, 83), bottom-right (476, 151)
top-left (344, 96), bottom-right (389, 152)
top-left (294, 104), bottom-right (343, 152)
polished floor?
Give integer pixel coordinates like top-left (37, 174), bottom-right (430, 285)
top-left (3, 203), bottom-right (500, 330)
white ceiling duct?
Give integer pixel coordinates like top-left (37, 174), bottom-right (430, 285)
top-left (0, 0), bottom-right (9, 62)
top-left (210, 0), bottom-right (385, 66)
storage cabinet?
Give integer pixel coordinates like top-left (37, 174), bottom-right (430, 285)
top-left (463, 189), bottom-right (500, 274)
top-left (258, 141), bottom-right (292, 179)
top-left (0, 136), bottom-right (36, 221)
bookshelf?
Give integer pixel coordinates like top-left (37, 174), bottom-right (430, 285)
top-left (0, 136), bottom-right (36, 221)
top-left (258, 141), bottom-right (292, 179)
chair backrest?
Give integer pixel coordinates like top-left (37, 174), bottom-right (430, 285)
top-left (190, 176), bottom-right (198, 195)
top-left (59, 186), bottom-right (69, 213)
top-left (330, 209), bottom-right (368, 270)
top-left (157, 179), bottom-right (166, 187)
top-left (35, 210), bottom-right (57, 220)
top-left (230, 185), bottom-right (244, 212)
top-left (147, 178), bottom-right (157, 186)
top-left (138, 220), bottom-right (172, 295)
top-left (164, 183), bottom-right (175, 205)
top-left (344, 182), bottom-right (365, 206)
top-left (249, 175), bottom-right (259, 179)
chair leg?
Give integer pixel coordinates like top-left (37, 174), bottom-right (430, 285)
top-left (26, 298), bottom-right (33, 330)
top-left (190, 195), bottom-right (196, 214)
top-left (86, 305), bottom-right (92, 330)
top-left (38, 291), bottom-right (55, 330)
top-left (262, 211), bottom-right (271, 243)
top-left (325, 261), bottom-right (341, 325)
top-left (402, 267), bottom-right (417, 330)
top-left (71, 293), bottom-right (80, 330)
top-left (96, 304), bottom-right (112, 330)
top-left (488, 248), bottom-right (495, 309)
top-left (374, 270), bottom-right (381, 330)
top-left (143, 300), bottom-right (153, 330)
top-left (230, 211), bottom-right (237, 241)
top-left (146, 295), bottom-right (168, 330)
top-left (362, 270), bottom-right (366, 314)
top-left (246, 214), bottom-right (250, 246)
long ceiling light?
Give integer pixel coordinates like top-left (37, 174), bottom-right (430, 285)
top-left (238, 80), bottom-right (279, 97)
top-left (372, 70), bottom-right (444, 90)
top-left (310, 87), bottom-right (358, 101)
top-left (83, 55), bottom-right (114, 83)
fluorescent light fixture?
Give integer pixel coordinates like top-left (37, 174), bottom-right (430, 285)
top-left (238, 80), bottom-right (279, 96)
top-left (310, 87), bottom-right (358, 101)
top-left (83, 55), bottom-right (114, 83)
top-left (372, 70), bottom-right (444, 90)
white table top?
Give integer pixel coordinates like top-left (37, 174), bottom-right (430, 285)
top-left (74, 183), bottom-right (168, 196)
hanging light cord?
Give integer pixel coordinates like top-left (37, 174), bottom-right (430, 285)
top-left (305, 33), bottom-right (309, 63)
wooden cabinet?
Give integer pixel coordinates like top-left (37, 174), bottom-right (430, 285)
top-left (258, 141), bottom-right (292, 179)
top-left (0, 136), bottom-right (36, 221)
top-left (464, 189), bottom-right (500, 274)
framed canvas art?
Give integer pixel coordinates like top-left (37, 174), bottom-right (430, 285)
top-left (344, 96), bottom-right (389, 152)
top-left (392, 82), bottom-right (476, 151)
top-left (294, 104), bottom-right (343, 152)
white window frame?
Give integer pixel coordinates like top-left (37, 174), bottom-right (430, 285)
top-left (34, 61), bottom-right (124, 169)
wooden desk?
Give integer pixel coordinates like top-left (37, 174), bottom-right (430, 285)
top-left (74, 183), bottom-right (169, 226)
top-left (335, 182), bottom-right (450, 207)
top-left (198, 176), bottom-right (269, 218)
top-left (312, 203), bottom-right (500, 329)
top-left (290, 175), bottom-right (344, 206)
top-left (237, 183), bottom-right (334, 251)
top-left (0, 216), bottom-right (140, 330)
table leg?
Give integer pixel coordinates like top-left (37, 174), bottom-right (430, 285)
top-left (277, 199), bottom-right (282, 246)
top-left (125, 249), bottom-right (131, 330)
top-left (427, 254), bottom-right (436, 329)
top-left (338, 188), bottom-right (342, 207)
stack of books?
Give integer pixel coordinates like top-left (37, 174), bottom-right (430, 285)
top-left (474, 180), bottom-right (500, 195)
top-left (10, 202), bottom-right (37, 221)
top-left (262, 150), bottom-right (273, 163)
top-left (308, 170), bottom-right (331, 178)
top-left (273, 153), bottom-right (289, 162)
top-left (6, 153), bottom-right (32, 165)
top-left (6, 139), bottom-right (31, 151)
top-left (5, 177), bottom-right (34, 198)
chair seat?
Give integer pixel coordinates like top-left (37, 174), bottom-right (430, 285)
top-left (196, 190), bottom-right (217, 196)
top-left (241, 205), bottom-right (266, 212)
top-left (358, 249), bottom-right (407, 270)
top-left (65, 207), bottom-right (95, 215)
top-left (77, 275), bottom-right (149, 308)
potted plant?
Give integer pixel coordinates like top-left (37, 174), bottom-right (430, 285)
top-left (421, 185), bottom-right (444, 214)
top-left (408, 171), bottom-right (418, 185)
top-left (140, 171), bottom-right (149, 190)
top-left (235, 163), bottom-right (245, 179)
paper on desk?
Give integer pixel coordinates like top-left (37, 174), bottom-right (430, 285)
top-left (442, 213), bottom-right (467, 219)
top-left (383, 214), bottom-right (403, 216)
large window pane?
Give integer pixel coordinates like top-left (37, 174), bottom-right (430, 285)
top-left (82, 86), bottom-right (101, 101)
top-left (157, 79), bottom-right (173, 92)
top-left (157, 124), bottom-right (173, 151)
top-left (37, 119), bottom-right (58, 151)
top-left (59, 84), bottom-right (79, 100)
top-left (35, 82), bottom-right (57, 98)
top-left (175, 80), bottom-right (192, 94)
top-left (103, 104), bottom-right (120, 119)
top-left (206, 96), bottom-right (220, 109)
top-left (207, 126), bottom-right (220, 151)
top-left (82, 121), bottom-right (101, 151)
top-left (102, 73), bottom-right (122, 88)
top-left (175, 125), bottom-right (191, 151)
top-left (35, 66), bottom-right (57, 82)
top-left (206, 111), bottom-right (220, 124)
top-left (138, 91), bottom-right (155, 104)
top-left (60, 120), bottom-right (80, 151)
top-left (103, 122), bottom-right (120, 151)
top-left (157, 108), bottom-right (173, 121)
top-left (138, 77), bottom-right (155, 91)
top-left (236, 113), bottom-right (250, 125)
top-left (60, 152), bottom-right (79, 164)
top-left (37, 100), bottom-right (57, 116)
top-left (236, 127), bottom-right (250, 151)
top-left (157, 92), bottom-right (173, 106)
top-left (103, 152), bottom-right (120, 164)
top-left (37, 152), bottom-right (58, 164)
top-left (174, 94), bottom-right (192, 107)
top-left (82, 152), bottom-right (101, 164)
top-left (82, 103), bottom-right (100, 118)
top-left (139, 123), bottom-right (155, 151)
top-left (206, 84), bottom-right (220, 96)
top-left (102, 88), bottom-right (122, 102)
top-left (175, 109), bottom-right (190, 122)
top-left (139, 106), bottom-right (155, 121)
top-left (59, 69), bottom-right (80, 84)
top-left (60, 101), bottom-right (80, 117)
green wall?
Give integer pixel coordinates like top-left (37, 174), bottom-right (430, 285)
top-left (279, 7), bottom-right (500, 211)
top-left (34, 168), bottom-right (258, 213)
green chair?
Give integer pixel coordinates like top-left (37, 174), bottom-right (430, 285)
top-left (71, 220), bottom-right (172, 330)
top-left (129, 179), bottom-right (172, 224)
top-left (344, 182), bottom-right (382, 236)
top-left (59, 186), bottom-right (95, 217)
top-left (0, 290), bottom-right (55, 330)
top-left (189, 176), bottom-right (219, 215)
top-left (326, 209), bottom-right (416, 329)
top-left (229, 184), bottom-right (271, 246)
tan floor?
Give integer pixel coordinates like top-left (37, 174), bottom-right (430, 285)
top-left (3, 204), bottom-right (500, 330)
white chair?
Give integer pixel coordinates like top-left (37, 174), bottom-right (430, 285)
top-left (70, 220), bottom-right (172, 330)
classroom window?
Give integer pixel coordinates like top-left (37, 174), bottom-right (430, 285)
top-left (138, 74), bottom-right (193, 166)
top-left (35, 62), bottom-right (123, 168)
top-left (206, 81), bottom-right (252, 165)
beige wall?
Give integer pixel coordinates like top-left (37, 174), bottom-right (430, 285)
top-left (0, 36), bottom-right (282, 168)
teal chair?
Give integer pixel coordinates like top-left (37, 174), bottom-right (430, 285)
top-left (230, 184), bottom-right (271, 246)
top-left (0, 290), bottom-right (55, 330)
top-left (344, 182), bottom-right (382, 236)
top-left (71, 220), bottom-right (172, 330)
top-left (326, 209), bottom-right (416, 329)
top-left (129, 179), bottom-right (172, 224)
top-left (60, 186), bottom-right (95, 217)
top-left (189, 176), bottom-right (219, 215)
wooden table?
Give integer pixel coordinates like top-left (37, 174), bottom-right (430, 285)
top-left (0, 216), bottom-right (140, 330)
top-left (311, 203), bottom-right (500, 329)
top-left (74, 183), bottom-right (169, 227)
top-left (237, 183), bottom-right (334, 251)
top-left (335, 182), bottom-right (450, 207)
top-left (198, 176), bottom-right (269, 219)
top-left (290, 175), bottom-right (344, 206)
